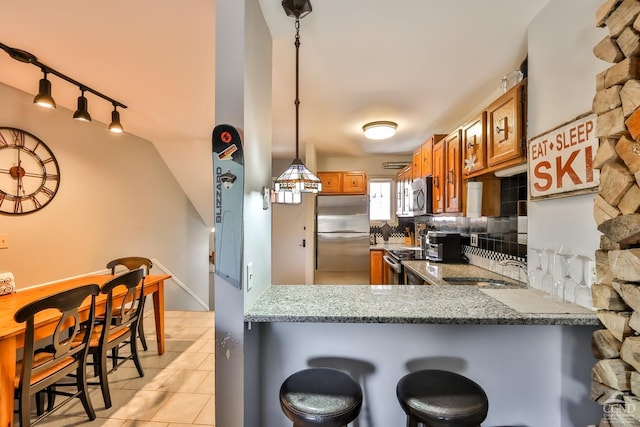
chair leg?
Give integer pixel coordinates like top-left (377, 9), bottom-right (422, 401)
top-left (111, 347), bottom-right (118, 371)
top-left (138, 311), bottom-right (148, 351)
top-left (19, 388), bottom-right (30, 427)
top-left (46, 386), bottom-right (56, 412)
top-left (98, 350), bottom-right (112, 409)
top-left (131, 328), bottom-right (145, 378)
top-left (35, 391), bottom-right (45, 415)
top-left (77, 363), bottom-right (96, 420)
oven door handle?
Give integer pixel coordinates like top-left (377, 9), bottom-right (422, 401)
top-left (383, 255), bottom-right (402, 273)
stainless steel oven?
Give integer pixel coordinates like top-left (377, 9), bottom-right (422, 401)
top-left (383, 251), bottom-right (404, 284)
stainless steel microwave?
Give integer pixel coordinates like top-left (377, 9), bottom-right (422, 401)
top-left (412, 177), bottom-right (433, 216)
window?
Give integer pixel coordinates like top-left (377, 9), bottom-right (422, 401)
top-left (369, 179), bottom-right (393, 222)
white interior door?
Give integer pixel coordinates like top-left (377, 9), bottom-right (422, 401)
top-left (272, 201), bottom-right (307, 284)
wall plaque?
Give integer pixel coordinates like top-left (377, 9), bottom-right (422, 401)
top-left (528, 112), bottom-right (599, 200)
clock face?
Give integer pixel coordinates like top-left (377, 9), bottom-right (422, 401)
top-left (0, 127), bottom-right (60, 215)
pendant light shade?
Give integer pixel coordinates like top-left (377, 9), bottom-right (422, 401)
top-left (73, 90), bottom-right (92, 122)
top-left (274, 0), bottom-right (322, 201)
top-left (33, 72), bottom-right (56, 109)
top-left (275, 158), bottom-right (322, 193)
top-left (108, 107), bottom-right (124, 134)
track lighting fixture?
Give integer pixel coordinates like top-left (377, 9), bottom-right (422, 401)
top-left (108, 106), bottom-right (124, 134)
top-left (33, 71), bottom-right (56, 109)
top-left (73, 89), bottom-right (92, 122)
top-left (0, 41), bottom-right (126, 133)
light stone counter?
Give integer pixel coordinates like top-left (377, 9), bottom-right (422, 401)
top-left (245, 283), bottom-right (598, 326)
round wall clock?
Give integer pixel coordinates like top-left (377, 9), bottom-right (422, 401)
top-left (0, 127), bottom-right (60, 215)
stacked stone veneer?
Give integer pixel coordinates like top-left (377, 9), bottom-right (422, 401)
top-left (590, 0), bottom-right (640, 425)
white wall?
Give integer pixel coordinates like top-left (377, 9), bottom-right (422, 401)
top-left (527, 0), bottom-right (606, 260)
top-left (214, 0), bottom-right (273, 426)
top-left (0, 82), bottom-right (210, 310)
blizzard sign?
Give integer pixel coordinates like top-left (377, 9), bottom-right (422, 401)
top-left (528, 113), bottom-right (599, 200)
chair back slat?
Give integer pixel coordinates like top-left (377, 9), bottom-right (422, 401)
top-left (100, 268), bottom-right (145, 343)
top-left (106, 257), bottom-right (152, 275)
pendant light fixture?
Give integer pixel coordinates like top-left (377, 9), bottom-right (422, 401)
top-left (274, 0), bottom-right (322, 198)
top-left (108, 105), bottom-right (124, 134)
top-left (33, 70), bottom-right (56, 109)
top-left (73, 89), bottom-right (92, 122)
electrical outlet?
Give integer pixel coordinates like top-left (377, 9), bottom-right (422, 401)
top-left (470, 233), bottom-right (478, 247)
top-left (246, 262), bottom-right (253, 291)
top-left (0, 233), bottom-right (7, 249)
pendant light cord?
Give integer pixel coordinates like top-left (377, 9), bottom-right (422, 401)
top-left (295, 18), bottom-right (301, 160)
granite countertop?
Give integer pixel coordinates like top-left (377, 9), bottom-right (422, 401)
top-left (369, 241), bottom-right (419, 251)
top-left (244, 283), bottom-right (599, 326)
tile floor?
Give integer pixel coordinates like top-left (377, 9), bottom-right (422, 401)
top-left (22, 310), bottom-right (215, 427)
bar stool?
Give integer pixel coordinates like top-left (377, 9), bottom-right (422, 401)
top-left (279, 367), bottom-right (363, 427)
top-left (396, 369), bottom-right (488, 427)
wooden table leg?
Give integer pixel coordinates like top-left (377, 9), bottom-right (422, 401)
top-left (152, 280), bottom-right (165, 355)
top-left (0, 336), bottom-right (17, 427)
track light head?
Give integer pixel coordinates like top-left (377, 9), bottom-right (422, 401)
top-left (108, 107), bottom-right (124, 134)
top-left (73, 90), bottom-right (92, 122)
top-left (33, 72), bottom-right (55, 109)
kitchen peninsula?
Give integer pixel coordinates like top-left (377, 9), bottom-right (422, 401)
top-left (245, 279), bottom-right (599, 426)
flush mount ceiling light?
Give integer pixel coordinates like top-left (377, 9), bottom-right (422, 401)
top-left (274, 0), bottom-right (322, 200)
top-left (363, 121), bottom-right (397, 140)
top-left (0, 41), bottom-right (126, 133)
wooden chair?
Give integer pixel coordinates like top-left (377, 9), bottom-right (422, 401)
top-left (78, 268), bottom-right (146, 409)
top-left (14, 284), bottom-right (100, 426)
top-left (106, 257), bottom-right (152, 351)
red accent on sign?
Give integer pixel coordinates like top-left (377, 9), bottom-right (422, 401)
top-left (221, 132), bottom-right (232, 143)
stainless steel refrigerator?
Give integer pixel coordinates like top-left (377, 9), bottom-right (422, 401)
top-left (316, 195), bottom-right (370, 272)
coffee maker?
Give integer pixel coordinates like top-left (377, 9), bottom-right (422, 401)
top-left (423, 231), bottom-right (462, 263)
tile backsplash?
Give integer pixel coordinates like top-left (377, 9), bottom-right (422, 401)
top-left (415, 172), bottom-right (528, 263)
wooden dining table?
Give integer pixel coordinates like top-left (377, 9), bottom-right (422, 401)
top-left (0, 273), bottom-right (171, 427)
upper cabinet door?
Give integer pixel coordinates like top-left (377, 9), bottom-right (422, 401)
top-left (444, 129), bottom-right (462, 213)
top-left (432, 140), bottom-right (445, 214)
top-left (318, 172), bottom-right (342, 193)
top-left (487, 83), bottom-right (525, 167)
top-left (421, 134), bottom-right (445, 178)
top-left (342, 172), bottom-right (367, 194)
top-left (412, 149), bottom-right (422, 180)
top-left (462, 112), bottom-right (487, 177)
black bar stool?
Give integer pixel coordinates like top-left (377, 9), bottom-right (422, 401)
top-left (396, 369), bottom-right (488, 427)
top-left (279, 367), bottom-right (363, 427)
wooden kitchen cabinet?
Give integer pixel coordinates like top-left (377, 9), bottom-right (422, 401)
top-left (462, 112), bottom-right (487, 178)
top-left (433, 130), bottom-right (462, 213)
top-left (370, 250), bottom-right (384, 284)
top-left (318, 172), bottom-right (341, 193)
top-left (396, 165), bottom-right (413, 216)
top-left (412, 149), bottom-right (422, 180)
top-left (342, 172), bottom-right (367, 194)
top-left (421, 134), bottom-right (446, 178)
top-left (412, 134), bottom-right (446, 180)
top-left (318, 171), bottom-right (367, 194)
top-left (487, 81), bottom-right (526, 167)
